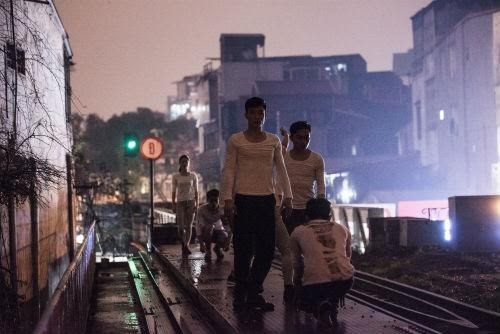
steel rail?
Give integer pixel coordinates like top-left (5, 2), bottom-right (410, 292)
top-left (355, 270), bottom-right (500, 333)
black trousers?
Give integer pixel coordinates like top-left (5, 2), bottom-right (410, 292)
top-left (233, 194), bottom-right (276, 296)
top-left (300, 277), bottom-right (354, 314)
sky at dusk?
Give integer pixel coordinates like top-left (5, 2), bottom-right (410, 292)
top-left (56, 0), bottom-right (431, 120)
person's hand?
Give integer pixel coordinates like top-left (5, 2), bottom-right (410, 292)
top-left (224, 200), bottom-right (235, 228)
top-left (280, 127), bottom-right (289, 138)
top-left (282, 197), bottom-right (293, 218)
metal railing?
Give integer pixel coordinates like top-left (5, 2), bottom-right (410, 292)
top-left (33, 221), bottom-right (96, 334)
top-left (332, 205), bottom-right (390, 253)
top-left (154, 208), bottom-right (176, 224)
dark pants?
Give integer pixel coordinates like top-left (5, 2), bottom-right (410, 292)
top-left (283, 208), bottom-right (307, 235)
top-left (300, 277), bottom-right (354, 315)
top-left (233, 194), bottom-right (276, 297)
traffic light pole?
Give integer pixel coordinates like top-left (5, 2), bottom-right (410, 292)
top-left (148, 159), bottom-right (154, 252)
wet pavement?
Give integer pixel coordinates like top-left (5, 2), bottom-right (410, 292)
top-left (157, 244), bottom-right (427, 334)
top-left (86, 262), bottom-right (145, 334)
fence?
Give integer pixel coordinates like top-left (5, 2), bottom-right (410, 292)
top-left (33, 221), bottom-right (96, 334)
top-left (332, 205), bottom-right (389, 253)
top-left (154, 208), bottom-right (176, 224)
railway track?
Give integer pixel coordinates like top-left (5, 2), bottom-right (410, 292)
top-left (128, 251), bottom-right (218, 334)
top-left (272, 258), bottom-right (500, 333)
top-left (351, 270), bottom-right (500, 334)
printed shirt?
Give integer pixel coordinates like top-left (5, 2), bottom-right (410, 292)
top-left (290, 219), bottom-right (354, 286)
top-left (172, 172), bottom-right (198, 202)
top-left (221, 132), bottom-right (292, 200)
top-left (196, 204), bottom-right (225, 235)
top-left (284, 151), bottom-right (325, 209)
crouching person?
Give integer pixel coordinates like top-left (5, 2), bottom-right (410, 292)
top-left (197, 189), bottom-right (229, 261)
top-left (290, 198), bottom-right (354, 328)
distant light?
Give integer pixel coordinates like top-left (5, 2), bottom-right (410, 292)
top-left (351, 145), bottom-right (357, 156)
top-left (338, 179), bottom-right (356, 204)
top-left (76, 234), bottom-right (84, 244)
top-left (443, 219), bottom-right (452, 242)
top-left (444, 219), bottom-right (451, 230)
top-left (325, 66), bottom-right (331, 71)
top-left (336, 63), bottom-right (347, 72)
top-left (439, 109), bottom-right (445, 121)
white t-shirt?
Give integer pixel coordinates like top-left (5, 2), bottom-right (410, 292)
top-left (196, 203), bottom-right (225, 235)
top-left (290, 219), bottom-right (354, 286)
top-left (284, 151), bottom-right (325, 209)
top-left (221, 131), bottom-right (292, 201)
top-left (172, 172), bottom-right (198, 202)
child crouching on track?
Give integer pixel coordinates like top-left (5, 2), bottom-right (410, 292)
top-left (290, 198), bottom-right (354, 328)
top-left (197, 189), bottom-right (229, 261)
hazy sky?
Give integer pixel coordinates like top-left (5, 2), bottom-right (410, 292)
top-left (56, 0), bottom-right (431, 120)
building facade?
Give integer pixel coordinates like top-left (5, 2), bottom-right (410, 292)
top-left (408, 0), bottom-right (500, 197)
top-left (169, 34), bottom-right (411, 203)
top-left (0, 1), bottom-right (74, 331)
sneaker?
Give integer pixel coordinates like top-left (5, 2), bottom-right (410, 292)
top-left (316, 301), bottom-right (333, 329)
top-left (214, 246), bottom-right (224, 261)
top-left (283, 285), bottom-right (294, 306)
top-left (181, 244), bottom-right (192, 256)
top-left (246, 294), bottom-right (275, 312)
top-left (227, 271), bottom-right (236, 283)
top-left (233, 286), bottom-right (247, 312)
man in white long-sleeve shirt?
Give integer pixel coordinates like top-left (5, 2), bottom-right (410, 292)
top-left (282, 121), bottom-right (326, 234)
top-left (222, 97), bottom-right (293, 311)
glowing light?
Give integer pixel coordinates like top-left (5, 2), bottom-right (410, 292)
top-left (443, 219), bottom-right (452, 242)
top-left (126, 140), bottom-right (137, 150)
top-left (76, 234), bottom-right (84, 244)
top-left (338, 179), bottom-right (356, 204)
top-left (439, 109), bottom-right (445, 121)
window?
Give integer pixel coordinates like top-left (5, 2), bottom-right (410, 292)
top-left (204, 132), bottom-right (217, 151)
top-left (5, 42), bottom-right (25, 75)
top-left (415, 101), bottom-right (422, 140)
top-left (336, 63), bottom-right (347, 72)
top-left (449, 45), bottom-right (456, 79)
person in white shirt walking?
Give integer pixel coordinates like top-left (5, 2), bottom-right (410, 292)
top-left (172, 154), bottom-right (198, 256)
top-left (282, 121), bottom-right (326, 234)
top-left (222, 97), bottom-right (292, 312)
top-left (290, 198), bottom-right (354, 328)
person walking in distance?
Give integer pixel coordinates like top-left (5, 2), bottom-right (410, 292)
top-left (282, 121), bottom-right (326, 234)
top-left (172, 154), bottom-right (198, 256)
top-left (222, 97), bottom-right (293, 311)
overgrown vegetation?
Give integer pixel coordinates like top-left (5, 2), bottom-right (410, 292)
top-left (73, 110), bottom-right (198, 201)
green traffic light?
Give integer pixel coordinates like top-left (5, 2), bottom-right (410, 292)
top-left (124, 132), bottom-right (139, 157)
top-left (126, 140), bottom-right (137, 150)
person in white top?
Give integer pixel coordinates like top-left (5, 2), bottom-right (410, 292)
top-left (222, 97), bottom-right (292, 312)
top-left (282, 121), bottom-right (326, 234)
top-left (290, 198), bottom-right (354, 328)
top-left (172, 154), bottom-right (199, 256)
top-left (196, 189), bottom-right (229, 262)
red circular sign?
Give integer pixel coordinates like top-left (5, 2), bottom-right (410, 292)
top-left (140, 136), bottom-right (164, 160)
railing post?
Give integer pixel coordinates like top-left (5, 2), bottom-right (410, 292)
top-left (66, 154), bottom-right (75, 261)
top-left (29, 157), bottom-right (40, 322)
